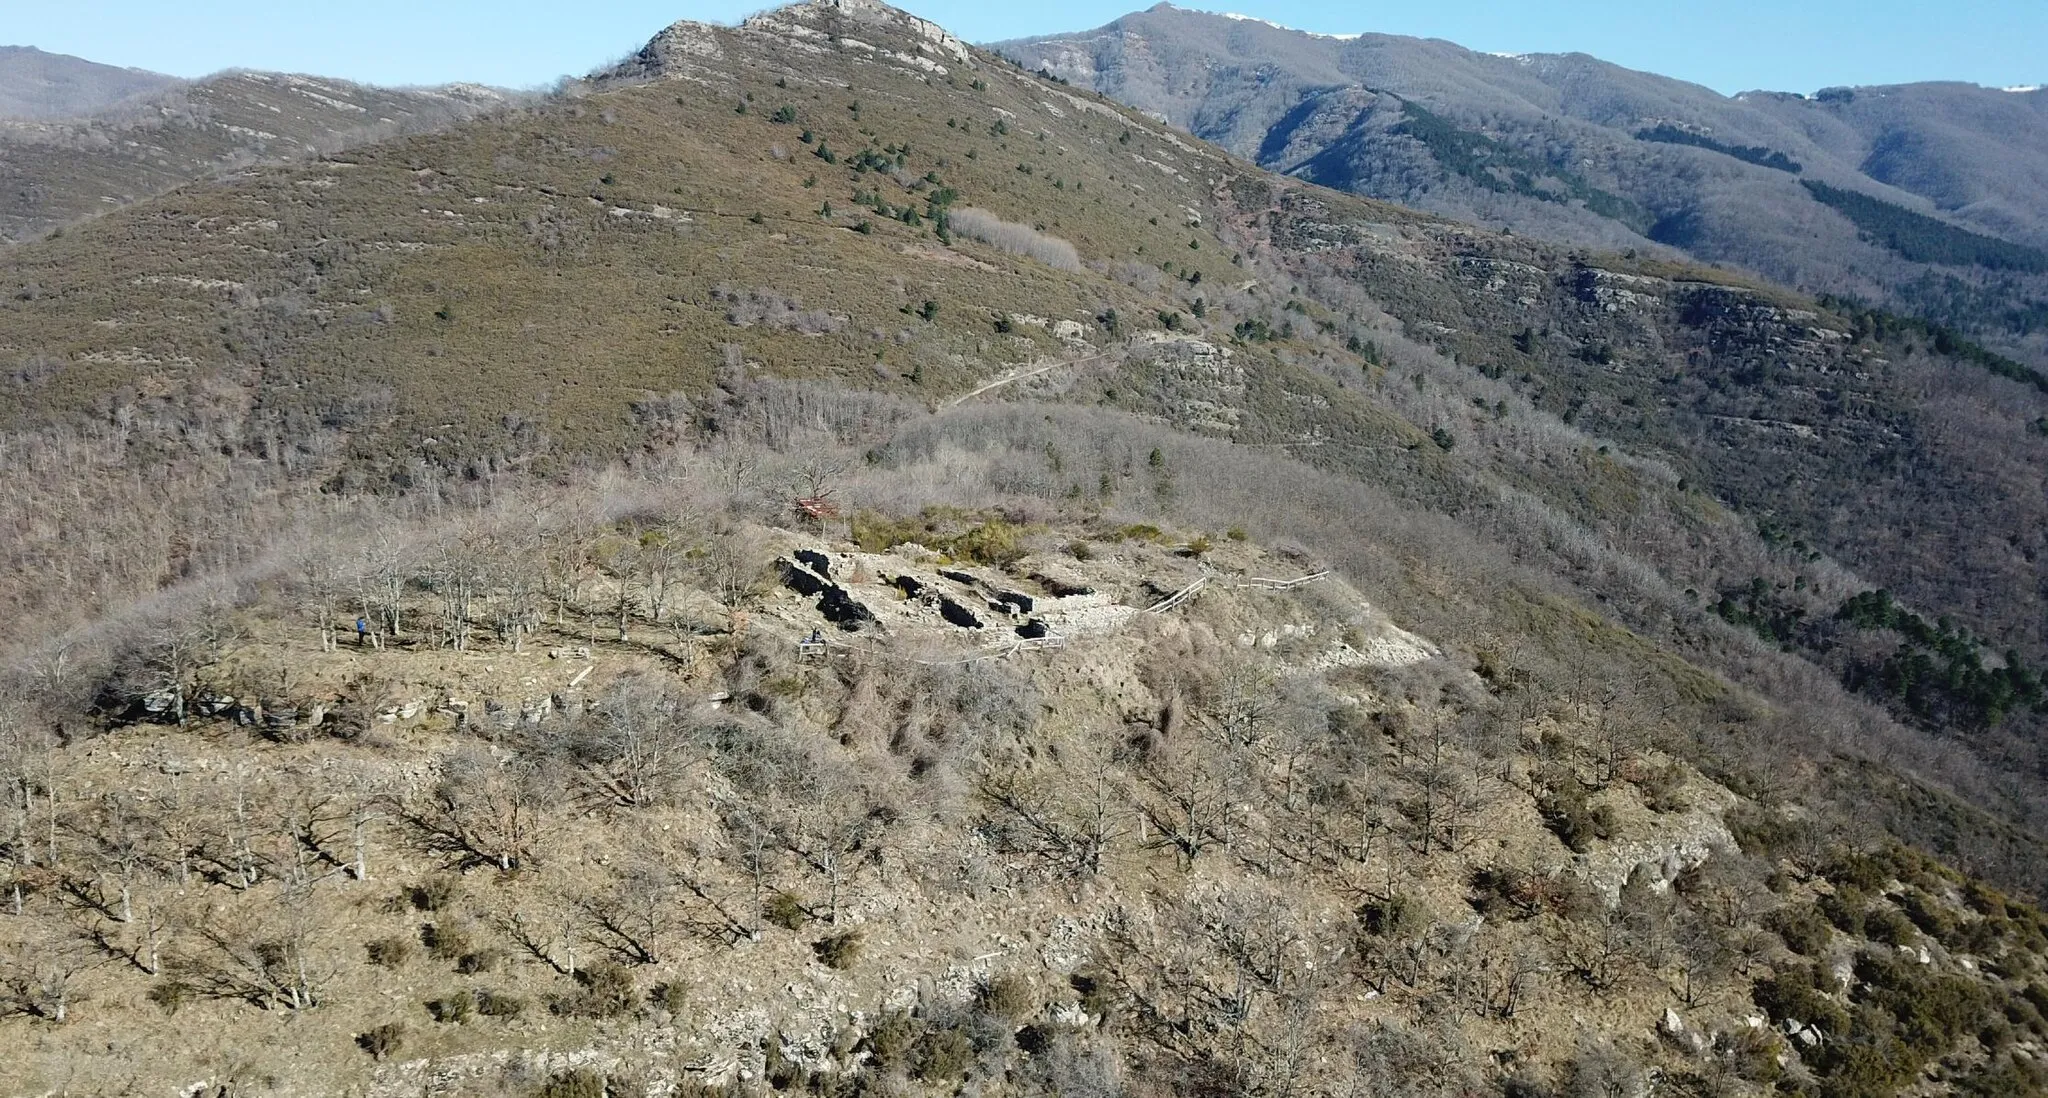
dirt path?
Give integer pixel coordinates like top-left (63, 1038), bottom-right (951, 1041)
top-left (945, 349), bottom-right (1112, 408)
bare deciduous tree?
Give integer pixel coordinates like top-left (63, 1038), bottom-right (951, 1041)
top-left (408, 748), bottom-right (557, 872)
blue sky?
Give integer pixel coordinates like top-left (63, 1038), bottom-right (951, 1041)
top-left (9, 0), bottom-right (2043, 96)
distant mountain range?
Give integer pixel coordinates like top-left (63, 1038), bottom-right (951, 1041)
top-left (0, 48), bottom-right (510, 242)
top-left (0, 45), bottom-right (179, 120)
top-left (996, 4), bottom-right (2048, 362)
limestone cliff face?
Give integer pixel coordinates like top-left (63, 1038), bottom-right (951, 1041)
top-left (611, 0), bottom-right (976, 86)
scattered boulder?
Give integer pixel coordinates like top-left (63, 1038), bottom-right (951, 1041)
top-left (795, 549), bottom-right (832, 579)
top-left (892, 574), bottom-right (924, 598)
top-left (997, 590), bottom-right (1034, 614)
top-left (938, 597), bottom-right (983, 629)
top-left (1016, 619), bottom-right (1050, 639)
top-left (819, 586), bottom-right (876, 631)
top-left (1660, 1008), bottom-right (1706, 1054)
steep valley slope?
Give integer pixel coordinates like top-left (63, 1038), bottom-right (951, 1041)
top-left (4, 2), bottom-right (2048, 1095)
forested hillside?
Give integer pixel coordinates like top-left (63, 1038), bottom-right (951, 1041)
top-left (4, 1), bottom-right (2048, 1094)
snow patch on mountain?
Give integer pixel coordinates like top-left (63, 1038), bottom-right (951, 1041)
top-left (1218, 11), bottom-right (1359, 41)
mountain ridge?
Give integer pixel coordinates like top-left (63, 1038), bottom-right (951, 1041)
top-left (995, 5), bottom-right (2048, 365)
top-left (0, 61), bottom-right (512, 243)
top-left (0, 44), bottom-right (180, 120)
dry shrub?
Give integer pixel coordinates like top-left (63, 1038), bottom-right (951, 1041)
top-left (948, 207), bottom-right (1083, 272)
top-left (712, 284), bottom-right (846, 334)
top-left (365, 936), bottom-right (415, 968)
top-left (357, 1022), bottom-right (407, 1061)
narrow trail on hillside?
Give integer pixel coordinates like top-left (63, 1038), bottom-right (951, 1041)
top-left (945, 349), bottom-right (1114, 408)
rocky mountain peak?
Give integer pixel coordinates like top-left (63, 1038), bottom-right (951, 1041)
top-left (617, 0), bottom-right (974, 83)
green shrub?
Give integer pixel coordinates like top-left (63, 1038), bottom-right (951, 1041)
top-left (147, 978), bottom-right (190, 1015)
top-left (410, 875), bottom-right (460, 911)
top-left (456, 947), bottom-right (504, 974)
top-left (866, 1011), bottom-right (921, 1071)
top-left (978, 973), bottom-right (1037, 1021)
top-left (1819, 887), bottom-right (1870, 936)
top-left (1897, 887), bottom-right (1959, 943)
top-left (911, 1027), bottom-right (975, 1082)
top-left (1863, 905), bottom-right (1918, 948)
top-left (1771, 904), bottom-right (1834, 956)
top-left (366, 936), bottom-right (415, 968)
top-left (1827, 849), bottom-right (1895, 893)
top-left (947, 520), bottom-right (1026, 567)
top-left (421, 920), bottom-right (472, 961)
top-left (1726, 803), bottom-right (1809, 862)
top-left (814, 931), bottom-right (863, 970)
top-left (426, 988), bottom-right (475, 1023)
top-left (850, 511), bottom-right (927, 553)
top-left (649, 981), bottom-right (688, 1015)
top-left (553, 961), bottom-right (637, 1019)
top-left (538, 1068), bottom-right (607, 1098)
top-left (765, 890), bottom-right (807, 931)
top-left (477, 989), bottom-right (527, 1018)
top-left (1358, 892), bottom-right (1427, 938)
top-left (1538, 788), bottom-right (1614, 853)
top-left (1752, 964), bottom-right (1847, 1035)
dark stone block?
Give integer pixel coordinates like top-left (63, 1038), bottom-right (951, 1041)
top-left (779, 557), bottom-right (828, 597)
top-left (938, 597), bottom-right (983, 629)
top-left (1029, 572), bottom-right (1093, 598)
top-left (819, 586), bottom-right (876, 631)
top-left (795, 548), bottom-right (832, 579)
